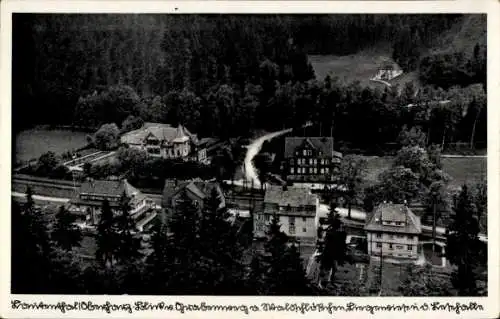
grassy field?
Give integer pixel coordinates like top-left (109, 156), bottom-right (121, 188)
top-left (362, 155), bottom-right (486, 190)
top-left (14, 129), bottom-right (88, 163)
top-left (309, 52), bottom-right (390, 88)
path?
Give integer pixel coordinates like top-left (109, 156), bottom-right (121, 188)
top-left (11, 191), bottom-right (70, 203)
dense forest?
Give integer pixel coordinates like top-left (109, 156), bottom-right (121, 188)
top-left (12, 14), bottom-right (486, 150)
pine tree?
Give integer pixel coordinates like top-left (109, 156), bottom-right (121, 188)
top-left (316, 202), bottom-right (347, 284)
top-left (144, 220), bottom-right (173, 294)
top-left (446, 184), bottom-right (482, 296)
top-left (165, 189), bottom-right (202, 293)
top-left (197, 187), bottom-right (246, 294)
top-left (51, 205), bottom-right (82, 251)
top-left (96, 199), bottom-right (116, 267)
top-left (115, 192), bottom-right (142, 264)
top-left (11, 196), bottom-right (52, 293)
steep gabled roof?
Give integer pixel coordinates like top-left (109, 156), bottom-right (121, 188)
top-left (364, 203), bottom-right (422, 234)
top-left (120, 122), bottom-right (197, 145)
top-left (284, 137), bottom-right (342, 159)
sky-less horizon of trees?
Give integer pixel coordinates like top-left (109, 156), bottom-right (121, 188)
top-left (12, 14), bottom-right (486, 151)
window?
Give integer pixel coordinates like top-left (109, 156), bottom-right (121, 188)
top-left (325, 167), bottom-right (329, 173)
top-left (289, 216), bottom-right (295, 224)
top-left (309, 168), bottom-right (313, 174)
top-left (324, 159), bottom-right (329, 165)
top-left (302, 217), bottom-right (307, 222)
top-left (313, 159), bottom-right (317, 165)
top-left (290, 167), bottom-right (295, 174)
top-left (320, 168), bottom-right (324, 174)
top-left (303, 150), bottom-right (307, 156)
top-left (302, 227), bottom-right (307, 233)
top-left (313, 167), bottom-right (318, 174)
top-left (376, 233), bottom-right (382, 238)
top-left (376, 242), bottom-right (382, 248)
top-left (264, 214), bottom-right (270, 222)
top-left (289, 225), bottom-right (296, 234)
top-left (407, 245), bottom-right (413, 251)
top-left (290, 159), bottom-right (294, 165)
top-left (309, 158), bottom-right (313, 165)
top-left (389, 244), bottom-right (393, 250)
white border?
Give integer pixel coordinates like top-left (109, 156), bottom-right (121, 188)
top-left (1, 1), bottom-right (499, 318)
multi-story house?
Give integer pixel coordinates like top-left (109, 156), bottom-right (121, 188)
top-left (68, 179), bottom-right (155, 231)
top-left (254, 185), bottom-right (319, 245)
top-left (282, 137), bottom-right (342, 183)
top-left (120, 122), bottom-right (199, 160)
top-left (364, 202), bottom-right (422, 260)
top-left (161, 178), bottom-right (226, 224)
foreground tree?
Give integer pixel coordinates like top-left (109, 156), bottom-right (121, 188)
top-left (51, 205), bottom-right (82, 251)
top-left (95, 200), bottom-right (117, 267)
top-left (115, 192), bottom-right (142, 264)
top-left (316, 203), bottom-right (347, 284)
top-left (399, 263), bottom-right (454, 296)
top-left (446, 184), bottom-right (482, 296)
top-left (338, 155), bottom-right (367, 219)
top-left (261, 214), bottom-right (312, 295)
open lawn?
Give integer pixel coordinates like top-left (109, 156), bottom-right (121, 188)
top-left (309, 53), bottom-right (389, 88)
top-left (362, 155), bottom-right (486, 190)
top-left (14, 129), bottom-right (88, 163)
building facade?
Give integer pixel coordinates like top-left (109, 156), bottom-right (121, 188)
top-left (120, 122), bottom-right (199, 160)
top-left (68, 179), bottom-right (154, 230)
top-left (364, 203), bottom-right (422, 259)
top-left (282, 137), bottom-right (342, 183)
top-left (254, 185), bottom-right (319, 245)
top-left (161, 178), bottom-right (226, 224)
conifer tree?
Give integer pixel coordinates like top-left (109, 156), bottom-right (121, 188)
top-left (316, 202), bottom-right (347, 284)
top-left (96, 199), bottom-right (116, 267)
top-left (51, 205), bottom-right (82, 251)
top-left (144, 220), bottom-right (173, 294)
top-left (446, 184), bottom-right (482, 296)
top-left (115, 192), bottom-right (142, 264)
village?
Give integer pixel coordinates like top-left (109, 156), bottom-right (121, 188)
top-left (10, 13), bottom-right (488, 297)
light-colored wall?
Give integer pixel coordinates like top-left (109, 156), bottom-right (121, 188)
top-left (254, 211), bottom-right (317, 241)
top-left (367, 231), bottom-right (419, 259)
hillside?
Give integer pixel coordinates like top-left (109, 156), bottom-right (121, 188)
top-left (309, 14), bottom-right (485, 91)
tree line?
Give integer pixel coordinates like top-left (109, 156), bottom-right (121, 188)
top-left (13, 14), bottom-right (484, 143)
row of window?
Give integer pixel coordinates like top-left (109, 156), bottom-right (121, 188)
top-left (381, 221), bottom-right (405, 226)
top-left (293, 158), bottom-right (330, 165)
top-left (291, 167), bottom-right (330, 175)
top-left (375, 233), bottom-right (417, 241)
top-left (81, 195), bottom-right (119, 202)
top-left (375, 243), bottom-right (414, 251)
top-left (289, 225), bottom-right (307, 234)
top-left (257, 214), bottom-right (308, 223)
top-left (297, 150), bottom-right (314, 157)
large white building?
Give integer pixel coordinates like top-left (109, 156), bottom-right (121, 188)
top-left (120, 122), bottom-right (200, 160)
top-left (254, 185), bottom-right (319, 245)
top-left (364, 203), bottom-right (422, 259)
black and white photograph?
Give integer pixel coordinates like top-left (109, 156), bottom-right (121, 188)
top-left (3, 1), bottom-right (497, 312)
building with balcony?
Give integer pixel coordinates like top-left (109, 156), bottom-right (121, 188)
top-left (364, 202), bottom-right (422, 259)
top-left (120, 122), bottom-right (199, 160)
top-left (254, 185), bottom-right (319, 245)
top-left (282, 137), bottom-right (342, 184)
top-left (68, 179), bottom-right (155, 230)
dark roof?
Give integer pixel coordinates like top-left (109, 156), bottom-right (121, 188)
top-left (78, 179), bottom-right (139, 197)
top-left (162, 178), bottom-right (225, 208)
top-left (264, 185), bottom-right (318, 207)
top-left (284, 137), bottom-right (342, 159)
top-left (364, 203), bottom-right (422, 234)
